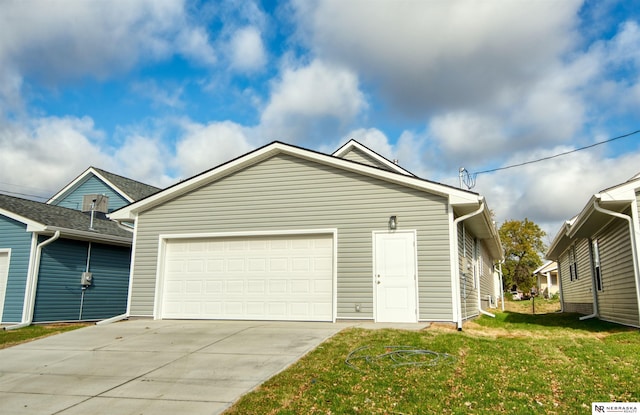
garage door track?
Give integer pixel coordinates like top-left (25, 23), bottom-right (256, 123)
top-left (0, 320), bottom-right (347, 414)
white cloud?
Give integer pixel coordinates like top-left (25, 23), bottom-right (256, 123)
top-left (228, 26), bottom-right (267, 72)
top-left (343, 128), bottom-right (394, 159)
top-left (260, 59), bottom-right (366, 143)
top-left (177, 26), bottom-right (217, 67)
top-left (292, 0), bottom-right (581, 113)
top-left (113, 134), bottom-right (175, 189)
top-left (475, 147), bottom-right (640, 240)
top-left (0, 116), bottom-right (108, 196)
top-left (131, 80), bottom-right (185, 109)
top-left (0, 0), bottom-right (215, 96)
top-left (174, 120), bottom-right (253, 178)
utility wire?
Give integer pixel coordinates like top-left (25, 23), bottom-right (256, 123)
top-left (0, 189), bottom-right (50, 200)
top-left (474, 129), bottom-right (640, 175)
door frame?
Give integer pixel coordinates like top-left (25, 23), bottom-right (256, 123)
top-left (372, 230), bottom-right (419, 322)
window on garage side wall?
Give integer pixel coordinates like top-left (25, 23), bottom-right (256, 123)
top-left (569, 245), bottom-right (578, 281)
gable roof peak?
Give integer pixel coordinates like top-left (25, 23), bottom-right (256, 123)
top-left (332, 139), bottom-right (414, 176)
top-left (47, 166), bottom-right (161, 205)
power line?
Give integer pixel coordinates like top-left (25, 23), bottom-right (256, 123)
top-left (475, 129), bottom-right (640, 175)
top-left (0, 189), bottom-right (49, 200)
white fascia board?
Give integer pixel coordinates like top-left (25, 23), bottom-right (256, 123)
top-left (332, 139), bottom-right (414, 176)
top-left (47, 167), bottom-right (134, 205)
top-left (567, 191), bottom-right (635, 239)
top-left (44, 226), bottom-right (132, 246)
top-left (0, 208), bottom-right (45, 232)
top-left (546, 219), bottom-right (575, 259)
top-left (559, 175), bottom-right (640, 235)
top-left (598, 185), bottom-right (637, 202)
top-left (565, 195), bottom-right (597, 239)
top-left (533, 261), bottom-right (557, 275)
top-left (110, 142), bottom-right (483, 220)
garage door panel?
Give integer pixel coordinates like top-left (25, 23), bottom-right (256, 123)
top-left (162, 234), bottom-right (333, 321)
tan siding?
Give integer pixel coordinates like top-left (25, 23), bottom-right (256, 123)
top-left (130, 154), bottom-right (453, 320)
top-left (339, 148), bottom-right (393, 171)
top-left (559, 239), bottom-right (593, 308)
top-left (595, 217), bottom-right (639, 326)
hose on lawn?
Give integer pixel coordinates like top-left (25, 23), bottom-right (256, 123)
top-left (345, 345), bottom-right (455, 371)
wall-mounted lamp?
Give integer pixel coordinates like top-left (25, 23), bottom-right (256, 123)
top-left (389, 215), bottom-right (397, 230)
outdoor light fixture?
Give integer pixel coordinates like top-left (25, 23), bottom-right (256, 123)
top-left (389, 215), bottom-right (397, 230)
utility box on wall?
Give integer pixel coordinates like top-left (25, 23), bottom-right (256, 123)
top-left (81, 272), bottom-right (93, 286)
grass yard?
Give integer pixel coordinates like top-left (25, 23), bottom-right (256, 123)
top-left (0, 323), bottom-right (88, 349)
top-left (224, 311), bottom-right (639, 415)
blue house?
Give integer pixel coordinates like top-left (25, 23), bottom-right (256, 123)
top-left (0, 167), bottom-right (159, 325)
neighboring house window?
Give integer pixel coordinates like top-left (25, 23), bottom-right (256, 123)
top-left (592, 239), bottom-right (603, 291)
top-left (569, 245), bottom-right (578, 281)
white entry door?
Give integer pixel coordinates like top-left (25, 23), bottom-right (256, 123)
top-left (374, 231), bottom-right (417, 323)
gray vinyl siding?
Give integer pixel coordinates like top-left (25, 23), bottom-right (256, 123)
top-left (49, 175), bottom-right (129, 212)
top-left (0, 216), bottom-right (32, 323)
top-left (33, 238), bottom-right (130, 322)
top-left (458, 223), bottom-right (478, 319)
top-left (479, 240), bottom-right (496, 309)
top-left (130, 154), bottom-right (453, 320)
top-left (339, 148), bottom-right (393, 171)
top-left (559, 238), bottom-right (593, 308)
top-left (594, 217), bottom-right (639, 327)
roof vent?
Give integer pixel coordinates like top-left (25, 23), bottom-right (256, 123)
top-left (82, 194), bottom-right (108, 213)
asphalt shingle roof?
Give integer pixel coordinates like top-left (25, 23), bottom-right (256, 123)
top-left (0, 193), bottom-right (132, 240)
top-left (92, 167), bottom-right (161, 201)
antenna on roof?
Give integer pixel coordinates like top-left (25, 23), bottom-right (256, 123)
top-left (459, 167), bottom-right (476, 190)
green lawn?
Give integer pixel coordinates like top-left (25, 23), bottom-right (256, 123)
top-left (0, 323), bottom-right (88, 349)
top-left (224, 312), bottom-right (639, 414)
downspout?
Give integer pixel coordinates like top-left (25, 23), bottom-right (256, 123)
top-left (453, 201), bottom-right (486, 330)
top-left (587, 199), bottom-right (640, 323)
top-left (5, 231), bottom-right (61, 330)
top-left (97, 217), bottom-right (136, 325)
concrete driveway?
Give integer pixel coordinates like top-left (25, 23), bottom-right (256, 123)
top-left (0, 319), bottom-right (351, 415)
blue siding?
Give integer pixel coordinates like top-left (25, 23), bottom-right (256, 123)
top-left (33, 239), bottom-right (130, 322)
top-left (0, 215), bottom-right (32, 323)
top-left (49, 175), bottom-right (129, 212)
top-left (80, 243), bottom-right (130, 320)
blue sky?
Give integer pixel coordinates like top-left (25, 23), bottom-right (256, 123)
top-left (1, 0), bottom-right (640, 241)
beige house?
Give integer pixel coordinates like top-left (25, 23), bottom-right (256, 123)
top-left (110, 140), bottom-right (503, 328)
top-left (533, 261), bottom-right (559, 298)
top-left (547, 173), bottom-right (640, 327)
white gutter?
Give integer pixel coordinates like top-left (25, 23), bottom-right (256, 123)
top-left (452, 201), bottom-right (485, 330)
top-left (5, 231), bottom-right (61, 330)
top-left (45, 226), bottom-right (131, 245)
top-left (586, 199), bottom-right (640, 324)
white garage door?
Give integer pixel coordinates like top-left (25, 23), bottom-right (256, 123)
top-left (161, 234), bottom-right (334, 321)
